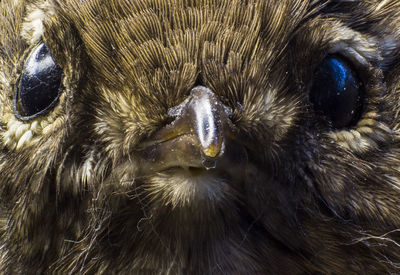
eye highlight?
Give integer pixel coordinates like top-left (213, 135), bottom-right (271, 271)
top-left (309, 55), bottom-right (364, 128)
top-left (14, 43), bottom-right (63, 120)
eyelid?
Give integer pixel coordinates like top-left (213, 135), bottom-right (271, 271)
top-left (327, 43), bottom-right (377, 86)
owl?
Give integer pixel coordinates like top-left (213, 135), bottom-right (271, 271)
top-left (1, 0), bottom-right (400, 273)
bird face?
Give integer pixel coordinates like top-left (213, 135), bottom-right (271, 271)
top-left (2, 0), bottom-right (400, 273)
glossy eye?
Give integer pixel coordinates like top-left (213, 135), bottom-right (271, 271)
top-left (14, 43), bottom-right (63, 120)
top-left (309, 55), bottom-right (364, 128)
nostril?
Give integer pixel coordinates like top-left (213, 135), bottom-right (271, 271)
top-left (164, 116), bottom-right (175, 126)
top-left (193, 75), bottom-right (204, 87)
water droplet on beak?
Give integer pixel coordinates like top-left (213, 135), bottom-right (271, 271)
top-left (202, 158), bottom-right (216, 170)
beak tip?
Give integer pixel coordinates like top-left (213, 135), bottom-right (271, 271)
top-left (202, 148), bottom-right (220, 158)
top-left (201, 141), bottom-right (224, 158)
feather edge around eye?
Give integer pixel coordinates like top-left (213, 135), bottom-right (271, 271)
top-left (309, 49), bottom-right (389, 153)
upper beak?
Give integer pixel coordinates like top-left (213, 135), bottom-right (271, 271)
top-left (136, 86), bottom-right (234, 173)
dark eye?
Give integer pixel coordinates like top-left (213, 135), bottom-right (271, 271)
top-left (309, 55), bottom-right (364, 128)
top-left (14, 43), bottom-right (63, 120)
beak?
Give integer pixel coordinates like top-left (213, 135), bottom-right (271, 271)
top-left (136, 86), bottom-right (234, 172)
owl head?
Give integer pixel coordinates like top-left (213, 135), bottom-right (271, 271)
top-left (1, 0), bottom-right (400, 273)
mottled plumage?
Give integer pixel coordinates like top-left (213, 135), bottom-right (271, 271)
top-left (1, 0), bottom-right (400, 273)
